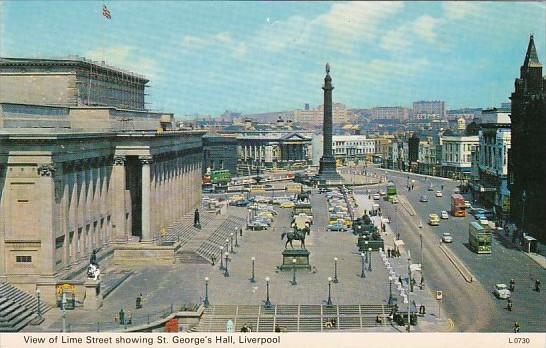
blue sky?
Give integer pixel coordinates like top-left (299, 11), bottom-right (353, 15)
top-left (1, 1), bottom-right (545, 117)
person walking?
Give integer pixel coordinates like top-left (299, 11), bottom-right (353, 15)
top-left (119, 309), bottom-right (125, 325)
top-left (509, 279), bottom-right (515, 292)
top-left (507, 298), bottom-right (513, 312)
top-left (513, 322), bottom-right (520, 333)
top-left (194, 208), bottom-right (200, 227)
top-left (535, 279), bottom-right (541, 292)
top-left (136, 293), bottom-right (143, 309)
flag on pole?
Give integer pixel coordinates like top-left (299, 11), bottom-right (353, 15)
top-left (102, 4), bottom-right (111, 19)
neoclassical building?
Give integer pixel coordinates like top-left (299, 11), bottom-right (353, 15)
top-left (0, 57), bottom-right (204, 305)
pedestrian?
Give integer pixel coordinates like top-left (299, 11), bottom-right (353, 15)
top-left (240, 227), bottom-right (243, 237)
top-left (535, 279), bottom-right (541, 292)
top-left (513, 322), bottom-right (520, 333)
top-left (118, 309), bottom-right (125, 325)
top-left (507, 298), bottom-right (513, 312)
top-left (136, 294), bottom-right (142, 309)
top-left (194, 208), bottom-right (200, 227)
top-left (275, 324), bottom-right (282, 333)
top-left (509, 279), bottom-right (515, 292)
top-left (441, 185), bottom-right (444, 190)
top-left (398, 275), bottom-right (403, 285)
top-left (387, 248), bottom-right (391, 258)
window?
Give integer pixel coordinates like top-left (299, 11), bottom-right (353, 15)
top-left (16, 255), bottom-right (32, 263)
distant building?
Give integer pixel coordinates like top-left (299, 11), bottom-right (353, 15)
top-left (412, 100), bottom-right (446, 120)
top-left (441, 134), bottom-right (479, 179)
top-left (408, 133), bottom-right (420, 168)
top-left (202, 134), bottom-right (239, 176)
top-left (294, 103), bottom-right (349, 126)
top-left (418, 137), bottom-right (441, 176)
top-left (370, 106), bottom-right (409, 121)
top-left (332, 135), bottom-right (375, 165)
top-left (509, 35), bottom-right (546, 244)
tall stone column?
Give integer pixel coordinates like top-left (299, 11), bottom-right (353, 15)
top-left (140, 156), bottom-right (153, 242)
top-left (318, 63), bottom-right (341, 181)
top-left (36, 163), bottom-right (57, 275)
top-left (111, 156), bottom-right (127, 241)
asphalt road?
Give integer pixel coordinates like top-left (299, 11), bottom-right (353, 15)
top-left (364, 167), bottom-right (546, 332)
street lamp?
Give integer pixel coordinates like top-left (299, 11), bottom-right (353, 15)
top-left (326, 277), bottom-right (333, 306)
top-left (264, 277), bottom-right (272, 308)
top-left (235, 228), bottom-right (239, 247)
top-left (291, 258), bottom-right (297, 286)
top-left (333, 257), bottom-right (339, 283)
top-left (224, 252), bottom-right (230, 277)
top-left (407, 251), bottom-right (412, 333)
top-left (204, 277), bottom-right (210, 307)
top-left (230, 233), bottom-right (235, 253)
top-left (360, 252), bottom-right (366, 278)
top-left (250, 257), bottom-right (256, 283)
top-left (368, 248), bottom-right (373, 271)
top-left (36, 289), bottom-right (42, 320)
top-left (419, 232), bottom-right (423, 270)
top-left (364, 242), bottom-right (369, 263)
top-left (219, 246), bottom-right (225, 270)
top-left (388, 276), bottom-right (394, 305)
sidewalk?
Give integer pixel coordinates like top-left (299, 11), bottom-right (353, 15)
top-left (494, 227), bottom-right (546, 269)
top-left (353, 194), bottom-right (450, 332)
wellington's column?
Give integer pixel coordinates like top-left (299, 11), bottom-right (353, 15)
top-left (318, 63), bottom-right (340, 180)
top-left (140, 156), bottom-right (153, 242)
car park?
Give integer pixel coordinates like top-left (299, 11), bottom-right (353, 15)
top-left (493, 284), bottom-right (511, 299)
top-left (435, 191), bottom-right (443, 197)
top-left (420, 195), bottom-right (429, 202)
top-left (428, 213), bottom-right (440, 226)
top-left (441, 211), bottom-right (449, 219)
top-left (441, 232), bottom-right (453, 243)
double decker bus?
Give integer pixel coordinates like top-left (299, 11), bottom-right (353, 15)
top-left (468, 221), bottom-right (492, 254)
top-left (450, 193), bottom-right (466, 217)
top-left (203, 170), bottom-right (231, 193)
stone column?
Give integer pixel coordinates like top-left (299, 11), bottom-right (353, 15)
top-left (150, 162), bottom-right (157, 237)
top-left (111, 156), bottom-right (127, 241)
top-left (140, 156), bottom-right (153, 242)
top-left (36, 163), bottom-right (57, 275)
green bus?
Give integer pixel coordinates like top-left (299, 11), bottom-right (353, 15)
top-left (210, 170), bottom-right (231, 185)
top-left (386, 182), bottom-right (397, 202)
top-left (468, 221), bottom-right (492, 254)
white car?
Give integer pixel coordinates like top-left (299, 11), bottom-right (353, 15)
top-left (464, 201), bottom-right (472, 208)
top-left (440, 211), bottom-right (449, 219)
top-left (435, 191), bottom-right (443, 197)
top-left (441, 232), bottom-right (453, 243)
top-left (379, 191), bottom-right (386, 196)
top-left (493, 284), bottom-right (511, 299)
top-left (373, 194), bottom-right (380, 200)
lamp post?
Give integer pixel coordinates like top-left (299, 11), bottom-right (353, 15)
top-left (225, 238), bottom-right (229, 253)
top-left (360, 252), bottom-right (366, 278)
top-left (219, 246), bottom-right (225, 270)
top-left (388, 276), bottom-right (394, 305)
top-left (419, 232), bottom-right (423, 270)
top-left (224, 252), bottom-right (230, 277)
top-left (250, 257), bottom-right (256, 283)
top-left (333, 257), bottom-right (339, 283)
top-left (230, 233), bottom-right (235, 253)
top-left (291, 258), bottom-right (297, 285)
top-left (204, 277), bottom-right (210, 307)
top-left (326, 277), bottom-right (333, 306)
top-left (264, 277), bottom-right (272, 308)
top-left (364, 242), bottom-right (369, 263)
top-left (235, 228), bottom-right (239, 247)
top-left (407, 251), bottom-right (412, 333)
top-left (36, 289), bottom-right (42, 321)
top-left (61, 292), bottom-right (67, 332)
top-left (368, 248), bottom-right (372, 271)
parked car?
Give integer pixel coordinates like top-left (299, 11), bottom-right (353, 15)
top-left (420, 195), bottom-right (429, 202)
top-left (248, 220), bottom-right (268, 230)
top-left (319, 187), bottom-right (332, 193)
top-left (373, 194), bottom-right (381, 200)
top-left (435, 191), bottom-right (443, 197)
top-left (327, 223), bottom-right (347, 231)
top-left (280, 201), bottom-right (295, 208)
top-left (440, 211), bottom-right (449, 220)
top-left (379, 190), bottom-right (386, 196)
top-left (493, 284), bottom-right (511, 299)
top-left (428, 213), bottom-right (440, 226)
top-left (464, 200), bottom-right (472, 208)
top-left (441, 232), bottom-right (453, 243)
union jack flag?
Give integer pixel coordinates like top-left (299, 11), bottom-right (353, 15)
top-left (102, 4), bottom-right (111, 19)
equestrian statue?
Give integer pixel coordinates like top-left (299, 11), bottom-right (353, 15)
top-left (281, 226), bottom-right (310, 249)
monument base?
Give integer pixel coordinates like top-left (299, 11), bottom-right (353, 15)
top-left (83, 279), bottom-right (103, 310)
top-left (280, 249), bottom-right (311, 271)
top-left (318, 157), bottom-right (343, 184)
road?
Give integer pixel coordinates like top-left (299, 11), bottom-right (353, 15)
top-left (364, 167), bottom-right (546, 332)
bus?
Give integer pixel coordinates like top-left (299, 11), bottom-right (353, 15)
top-left (386, 182), bottom-right (397, 202)
top-left (210, 170), bottom-right (231, 185)
top-left (451, 194), bottom-right (466, 217)
top-left (468, 221), bottom-right (492, 254)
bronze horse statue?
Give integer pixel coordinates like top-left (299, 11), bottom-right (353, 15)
top-left (281, 227), bottom-right (310, 249)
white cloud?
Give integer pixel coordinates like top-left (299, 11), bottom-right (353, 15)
top-left (443, 2), bottom-right (481, 20)
top-left (381, 27), bottom-right (411, 52)
top-left (413, 15), bottom-right (439, 43)
top-left (85, 46), bottom-right (159, 81)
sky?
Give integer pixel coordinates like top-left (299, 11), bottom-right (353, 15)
top-left (1, 1), bottom-right (545, 117)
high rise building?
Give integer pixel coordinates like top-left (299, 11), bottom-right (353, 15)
top-left (412, 100), bottom-right (446, 120)
top-left (509, 35), bottom-right (546, 244)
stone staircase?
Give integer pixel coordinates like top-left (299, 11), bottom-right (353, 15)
top-left (0, 282), bottom-right (51, 332)
top-left (192, 304), bottom-right (394, 332)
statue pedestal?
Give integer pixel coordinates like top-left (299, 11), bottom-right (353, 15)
top-left (83, 279), bottom-right (103, 310)
top-left (280, 249), bottom-right (311, 271)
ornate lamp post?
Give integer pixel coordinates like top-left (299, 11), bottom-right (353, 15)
top-left (234, 228), bottom-right (239, 247)
top-left (229, 233), bottom-right (235, 253)
top-left (264, 277), bottom-right (272, 308)
top-left (225, 238), bottom-right (229, 253)
top-left (224, 252), bottom-right (230, 277)
top-left (250, 257), bottom-right (256, 283)
top-left (219, 246), bottom-right (225, 270)
top-left (364, 242), bottom-right (369, 262)
top-left (204, 277), bottom-right (210, 307)
top-left (333, 257), bottom-right (339, 283)
top-left (360, 252), bottom-right (366, 278)
top-left (36, 289), bottom-right (42, 321)
top-left (326, 277), bottom-right (333, 306)
top-left (388, 276), bottom-right (394, 305)
top-left (368, 248), bottom-right (373, 271)
top-left (291, 258), bottom-right (297, 286)
top-left (407, 251), bottom-right (412, 332)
